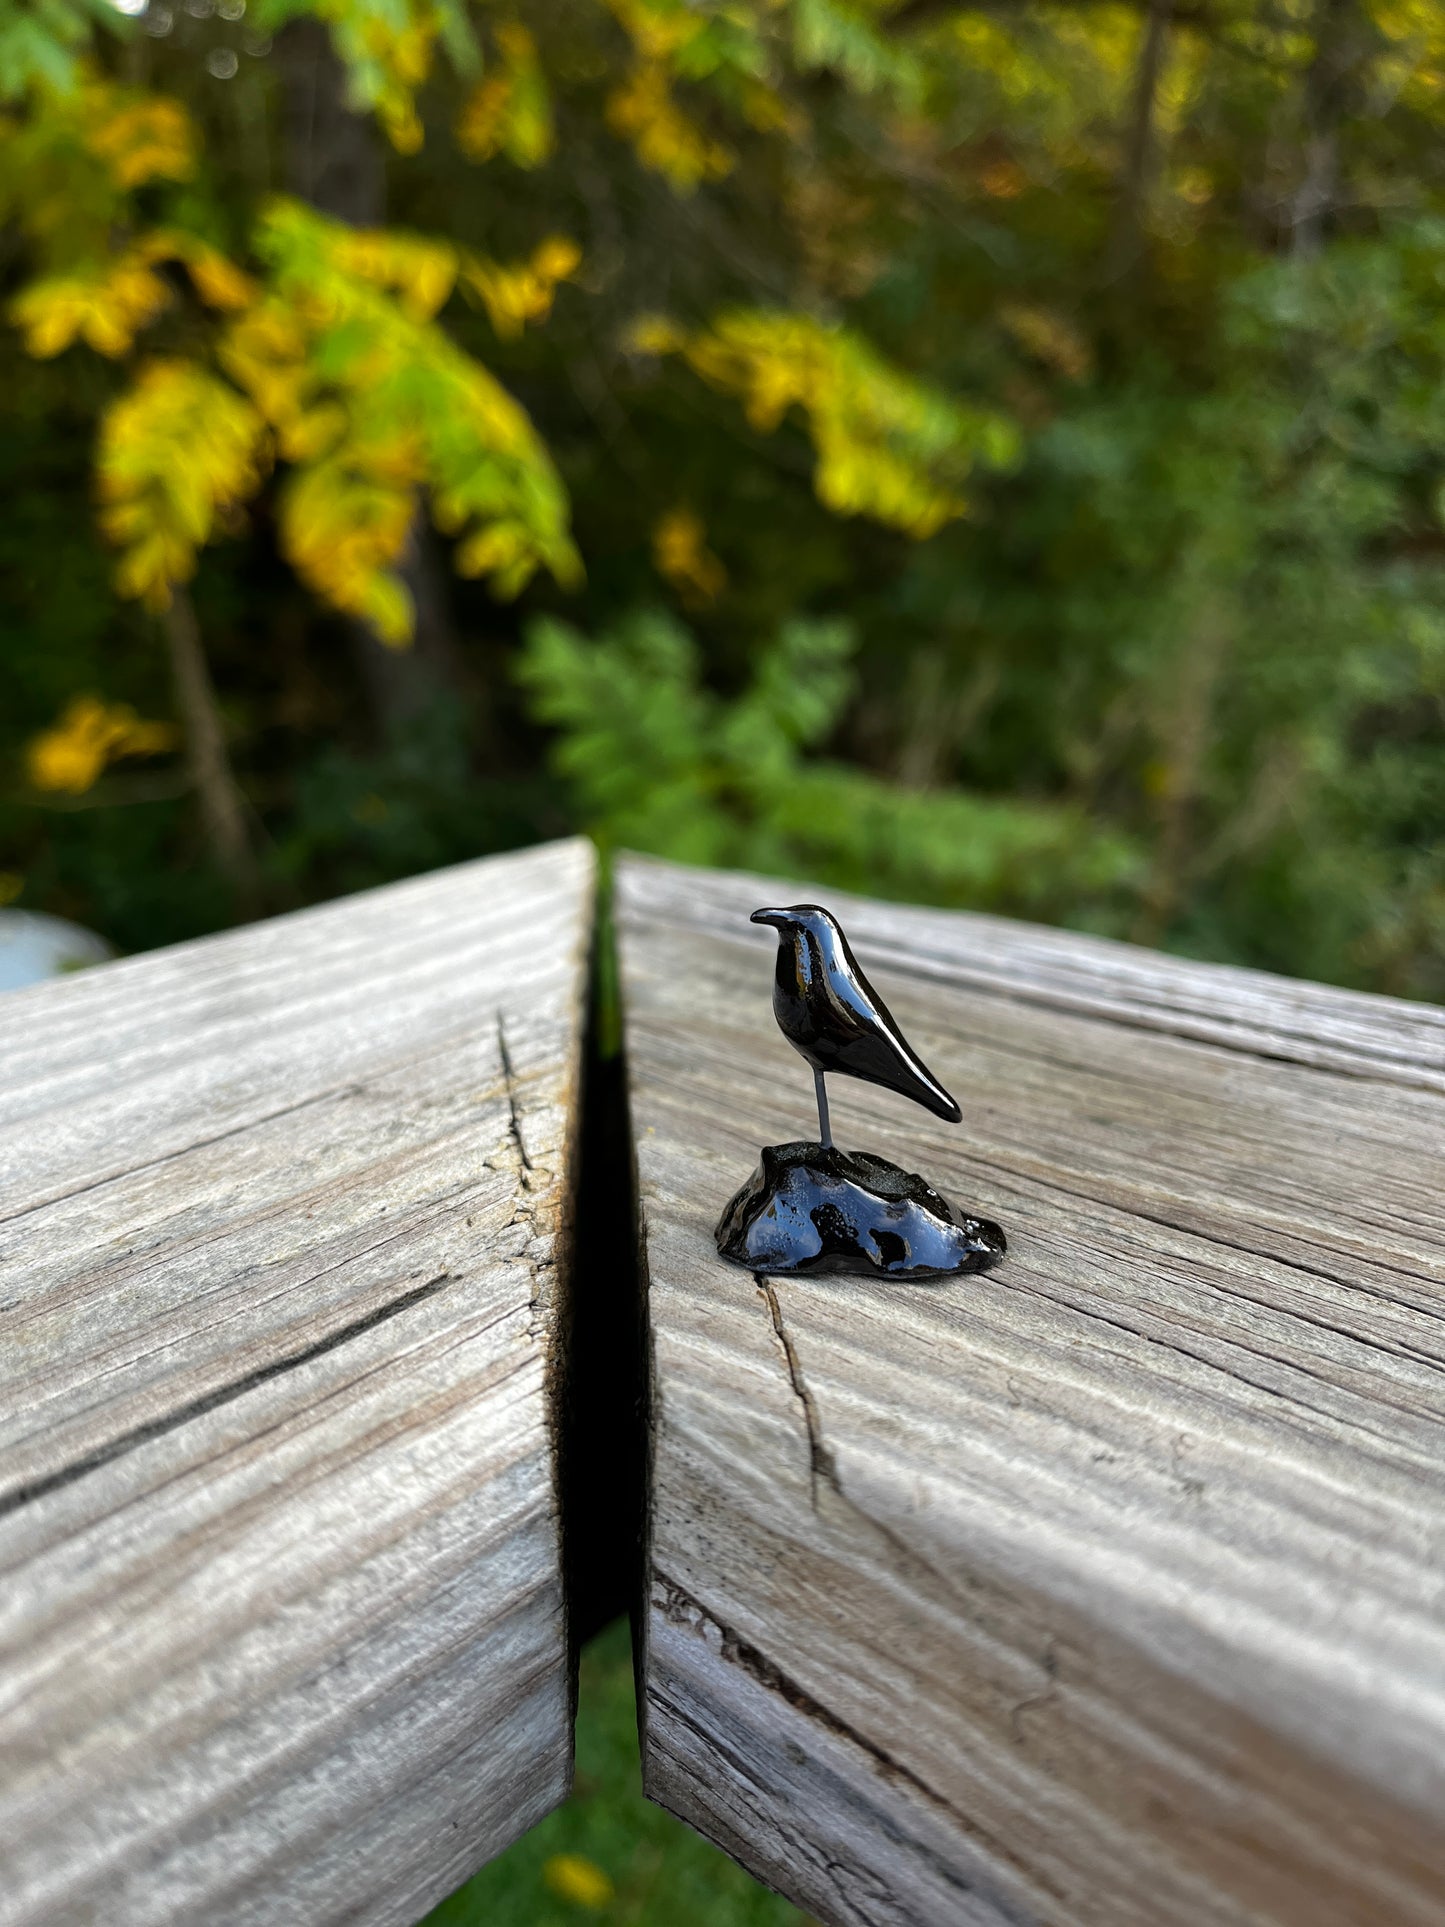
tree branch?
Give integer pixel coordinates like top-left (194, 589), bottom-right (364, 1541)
top-left (161, 585), bottom-right (262, 910)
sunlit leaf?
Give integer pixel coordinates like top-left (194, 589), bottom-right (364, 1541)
top-left (606, 59), bottom-right (733, 191)
top-left (634, 308), bottom-right (1022, 536)
top-left (96, 358), bottom-right (268, 608)
top-left (25, 693), bottom-right (177, 794)
top-left (456, 21), bottom-right (553, 167)
top-left (460, 234), bottom-right (580, 337)
top-left (11, 252), bottom-right (171, 357)
top-left (212, 197), bottom-right (582, 637)
top-left (652, 506), bottom-right (727, 604)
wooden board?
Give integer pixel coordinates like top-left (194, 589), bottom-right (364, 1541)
top-left (0, 837), bottom-right (594, 1927)
top-left (616, 853), bottom-right (1445, 1927)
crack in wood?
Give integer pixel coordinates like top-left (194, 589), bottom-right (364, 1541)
top-left (0, 1272), bottom-right (456, 1519)
top-left (496, 1014), bottom-right (535, 1187)
top-left (650, 1571), bottom-right (1039, 1918)
top-left (748, 1278), bottom-right (968, 1603)
top-left (494, 1011), bottom-right (558, 1347)
top-left (1008, 1640), bottom-right (1059, 1745)
top-left (754, 1276), bottom-right (838, 1510)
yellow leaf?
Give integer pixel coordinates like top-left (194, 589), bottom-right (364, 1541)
top-left (360, 572), bottom-right (416, 646)
top-left (279, 402), bottom-right (348, 463)
top-left (541, 1854), bottom-right (615, 1909)
top-left (27, 731), bottom-right (105, 795)
top-left (604, 0), bottom-right (703, 62)
top-left (280, 458), bottom-right (418, 642)
top-left (456, 23), bottom-right (554, 167)
top-left (98, 359), bottom-right (269, 608)
top-left (240, 198), bottom-right (582, 613)
top-left (218, 300), bottom-right (311, 431)
top-left (338, 8), bottom-right (443, 154)
top-left (176, 241), bottom-right (257, 312)
top-left (11, 284), bottom-right (84, 359)
top-left (460, 235), bottom-right (580, 338)
top-left (454, 517), bottom-right (529, 577)
top-left (456, 74), bottom-right (513, 162)
top-left (0, 872), bottom-right (22, 908)
top-left (532, 234), bottom-right (582, 283)
top-left (739, 78), bottom-right (799, 136)
top-left (382, 100), bottom-right (425, 154)
top-left (606, 61), bottom-right (733, 192)
top-left (329, 228), bottom-right (458, 321)
top-left (999, 303), bottom-right (1093, 382)
top-left (632, 309), bottom-right (1016, 537)
top-left (25, 695), bottom-right (177, 795)
top-left (84, 91), bottom-right (196, 190)
top-left (653, 506), bottom-right (727, 605)
top-left (623, 315), bottom-right (684, 356)
top-left (11, 255), bottom-right (172, 360)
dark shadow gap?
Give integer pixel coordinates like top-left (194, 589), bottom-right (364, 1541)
top-left (559, 881), bottom-right (647, 1660)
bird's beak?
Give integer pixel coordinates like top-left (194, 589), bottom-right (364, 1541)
top-left (750, 908), bottom-right (792, 929)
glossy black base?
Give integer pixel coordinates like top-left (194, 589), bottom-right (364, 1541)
top-left (716, 1141), bottom-right (1006, 1281)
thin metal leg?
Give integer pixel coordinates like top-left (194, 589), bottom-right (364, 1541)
top-left (814, 1068), bottom-right (832, 1149)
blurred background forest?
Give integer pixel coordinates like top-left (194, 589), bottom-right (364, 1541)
top-left (4, 0), bottom-right (1445, 999)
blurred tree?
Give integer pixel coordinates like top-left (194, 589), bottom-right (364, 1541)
top-left (1, 10), bottom-right (580, 887)
top-left (275, 14), bottom-right (465, 731)
top-left (0, 0), bottom-right (1442, 1001)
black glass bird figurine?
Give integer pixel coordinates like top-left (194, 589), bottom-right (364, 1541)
top-left (750, 904), bottom-right (961, 1145)
top-left (716, 903), bottom-right (1006, 1282)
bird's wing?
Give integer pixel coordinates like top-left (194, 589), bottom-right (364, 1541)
top-left (828, 928), bottom-right (961, 1120)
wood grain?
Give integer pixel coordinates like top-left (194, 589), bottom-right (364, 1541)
top-left (0, 837), bottom-right (594, 1927)
top-left (616, 853), bottom-right (1445, 1927)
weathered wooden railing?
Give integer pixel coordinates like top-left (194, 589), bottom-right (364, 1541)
top-left (4, 837), bottom-right (1445, 1926)
top-left (0, 840), bottom-right (593, 1926)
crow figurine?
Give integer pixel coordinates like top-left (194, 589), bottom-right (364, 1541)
top-left (749, 903), bottom-right (960, 1147)
top-left (715, 901), bottom-right (1006, 1282)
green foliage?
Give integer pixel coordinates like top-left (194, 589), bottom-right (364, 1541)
top-left (940, 218), bottom-right (1445, 989)
top-left (250, 0), bottom-right (479, 151)
top-left (633, 310), bottom-right (1021, 537)
top-left (0, 0), bottom-right (125, 102)
top-left (423, 1618), bottom-right (804, 1927)
top-left (519, 609), bottom-right (1138, 915)
top-left (456, 22), bottom-right (553, 168)
top-left (788, 0), bottom-right (922, 100)
top-left (272, 701), bottom-right (561, 900)
top-left (3, 0), bottom-right (1445, 1014)
top-left (0, 56), bottom-right (581, 638)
